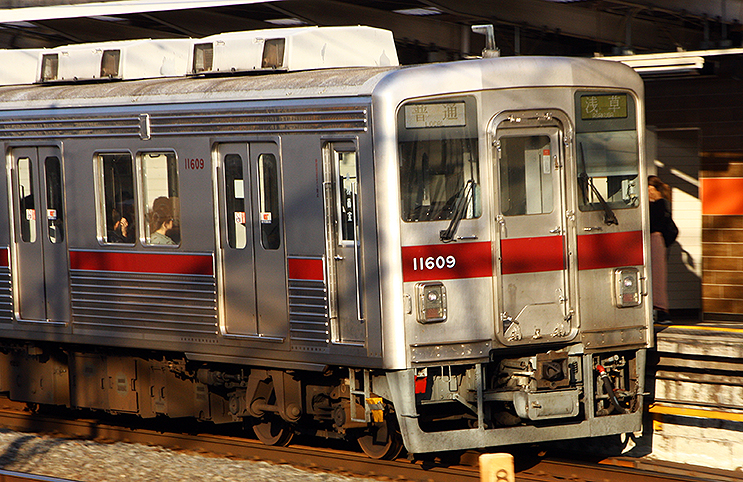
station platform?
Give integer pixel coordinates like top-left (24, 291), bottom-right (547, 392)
top-left (645, 321), bottom-right (743, 471)
top-left (553, 320), bottom-right (743, 474)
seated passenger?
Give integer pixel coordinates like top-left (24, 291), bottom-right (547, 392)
top-left (149, 196), bottom-right (176, 245)
top-left (107, 208), bottom-right (133, 243)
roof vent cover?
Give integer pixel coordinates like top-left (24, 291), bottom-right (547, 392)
top-left (192, 26), bottom-right (398, 75)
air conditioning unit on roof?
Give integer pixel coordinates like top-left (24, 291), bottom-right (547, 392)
top-left (0, 49), bottom-right (43, 86)
top-left (39, 38), bottom-right (193, 83)
top-left (192, 25), bottom-right (398, 74)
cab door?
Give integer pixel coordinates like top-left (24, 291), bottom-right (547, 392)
top-left (10, 146), bottom-right (69, 323)
top-left (323, 141), bottom-right (365, 344)
top-left (494, 119), bottom-right (573, 345)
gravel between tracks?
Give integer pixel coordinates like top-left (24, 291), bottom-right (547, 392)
top-left (0, 429), bottom-right (379, 482)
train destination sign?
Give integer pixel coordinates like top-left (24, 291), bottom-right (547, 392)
top-left (405, 102), bottom-right (466, 128)
top-left (580, 94), bottom-right (627, 119)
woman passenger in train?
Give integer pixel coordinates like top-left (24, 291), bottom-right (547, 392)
top-left (149, 196), bottom-right (177, 245)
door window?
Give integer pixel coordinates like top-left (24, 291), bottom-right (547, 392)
top-left (499, 135), bottom-right (553, 216)
top-left (224, 154), bottom-right (246, 249)
top-left (17, 157), bottom-right (36, 243)
top-left (258, 153), bottom-right (280, 250)
top-left (44, 156), bottom-right (65, 244)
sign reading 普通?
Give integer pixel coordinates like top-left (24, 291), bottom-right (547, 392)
top-left (405, 102), bottom-right (466, 128)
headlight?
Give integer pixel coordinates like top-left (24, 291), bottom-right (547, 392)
top-left (415, 282), bottom-right (447, 323)
top-left (613, 267), bottom-right (641, 307)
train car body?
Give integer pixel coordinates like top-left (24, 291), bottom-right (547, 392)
top-left (0, 27), bottom-right (651, 457)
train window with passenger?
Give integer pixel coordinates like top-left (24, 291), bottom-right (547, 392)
top-left (140, 152), bottom-right (180, 246)
top-left (17, 157), bottom-right (36, 243)
top-left (258, 153), bottom-right (281, 250)
top-left (99, 153), bottom-right (135, 244)
top-left (575, 92), bottom-right (640, 211)
top-left (45, 156), bottom-right (65, 243)
top-left (224, 154), bottom-right (246, 249)
top-left (398, 97), bottom-right (480, 222)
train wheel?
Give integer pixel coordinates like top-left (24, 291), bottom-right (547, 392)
top-left (356, 417), bottom-right (403, 460)
top-left (252, 416), bottom-right (295, 447)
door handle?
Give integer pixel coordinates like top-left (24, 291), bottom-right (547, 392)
top-left (549, 226), bottom-right (562, 234)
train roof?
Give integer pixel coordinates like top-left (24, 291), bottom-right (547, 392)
top-left (0, 55), bottom-right (642, 112)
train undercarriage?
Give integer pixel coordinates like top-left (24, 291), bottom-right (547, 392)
top-left (0, 341), bottom-right (644, 459)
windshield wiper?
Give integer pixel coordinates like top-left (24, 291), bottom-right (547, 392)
top-left (579, 143), bottom-right (618, 226)
top-left (440, 180), bottom-right (476, 243)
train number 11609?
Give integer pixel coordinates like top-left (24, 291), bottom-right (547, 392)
top-left (413, 255), bottom-right (456, 271)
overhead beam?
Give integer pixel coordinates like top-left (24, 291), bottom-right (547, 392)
top-left (274, 0), bottom-right (466, 53)
top-left (428, 0), bottom-right (706, 51)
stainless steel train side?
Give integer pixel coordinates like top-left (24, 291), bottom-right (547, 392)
top-left (0, 51), bottom-right (651, 457)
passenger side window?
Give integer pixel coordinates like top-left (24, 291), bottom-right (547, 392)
top-left (100, 153), bottom-right (135, 244)
top-left (141, 152), bottom-right (180, 246)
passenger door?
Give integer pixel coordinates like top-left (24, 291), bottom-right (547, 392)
top-left (10, 146), bottom-right (70, 323)
top-left (323, 142), bottom-right (365, 344)
top-left (494, 120), bottom-right (573, 345)
top-left (215, 142), bottom-right (287, 339)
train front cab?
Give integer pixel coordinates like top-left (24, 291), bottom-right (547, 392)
top-left (383, 73), bottom-right (652, 453)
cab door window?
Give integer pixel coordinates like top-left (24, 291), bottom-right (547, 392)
top-left (335, 151), bottom-right (357, 244)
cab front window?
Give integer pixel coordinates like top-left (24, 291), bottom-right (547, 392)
top-left (398, 97), bottom-right (480, 222)
top-left (575, 92), bottom-right (640, 211)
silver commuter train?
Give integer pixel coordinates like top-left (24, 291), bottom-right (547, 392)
top-left (0, 26), bottom-right (651, 458)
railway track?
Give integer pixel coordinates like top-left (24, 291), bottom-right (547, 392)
top-left (0, 400), bottom-right (735, 482)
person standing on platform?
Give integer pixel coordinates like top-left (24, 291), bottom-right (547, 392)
top-left (648, 175), bottom-right (677, 324)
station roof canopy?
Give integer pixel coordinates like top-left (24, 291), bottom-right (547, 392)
top-left (1, 0), bottom-right (743, 62)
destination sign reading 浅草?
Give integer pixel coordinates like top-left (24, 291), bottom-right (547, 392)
top-left (580, 94), bottom-right (627, 119)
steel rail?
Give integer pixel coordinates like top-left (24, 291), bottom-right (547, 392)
top-left (0, 402), bottom-right (734, 482)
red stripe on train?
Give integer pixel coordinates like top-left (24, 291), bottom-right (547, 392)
top-left (0, 247), bottom-right (7, 268)
top-left (402, 241), bottom-right (493, 282)
top-left (577, 230), bottom-right (644, 270)
top-left (69, 250), bottom-right (214, 276)
top-left (500, 235), bottom-right (564, 275)
top-left (288, 258), bottom-right (325, 281)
